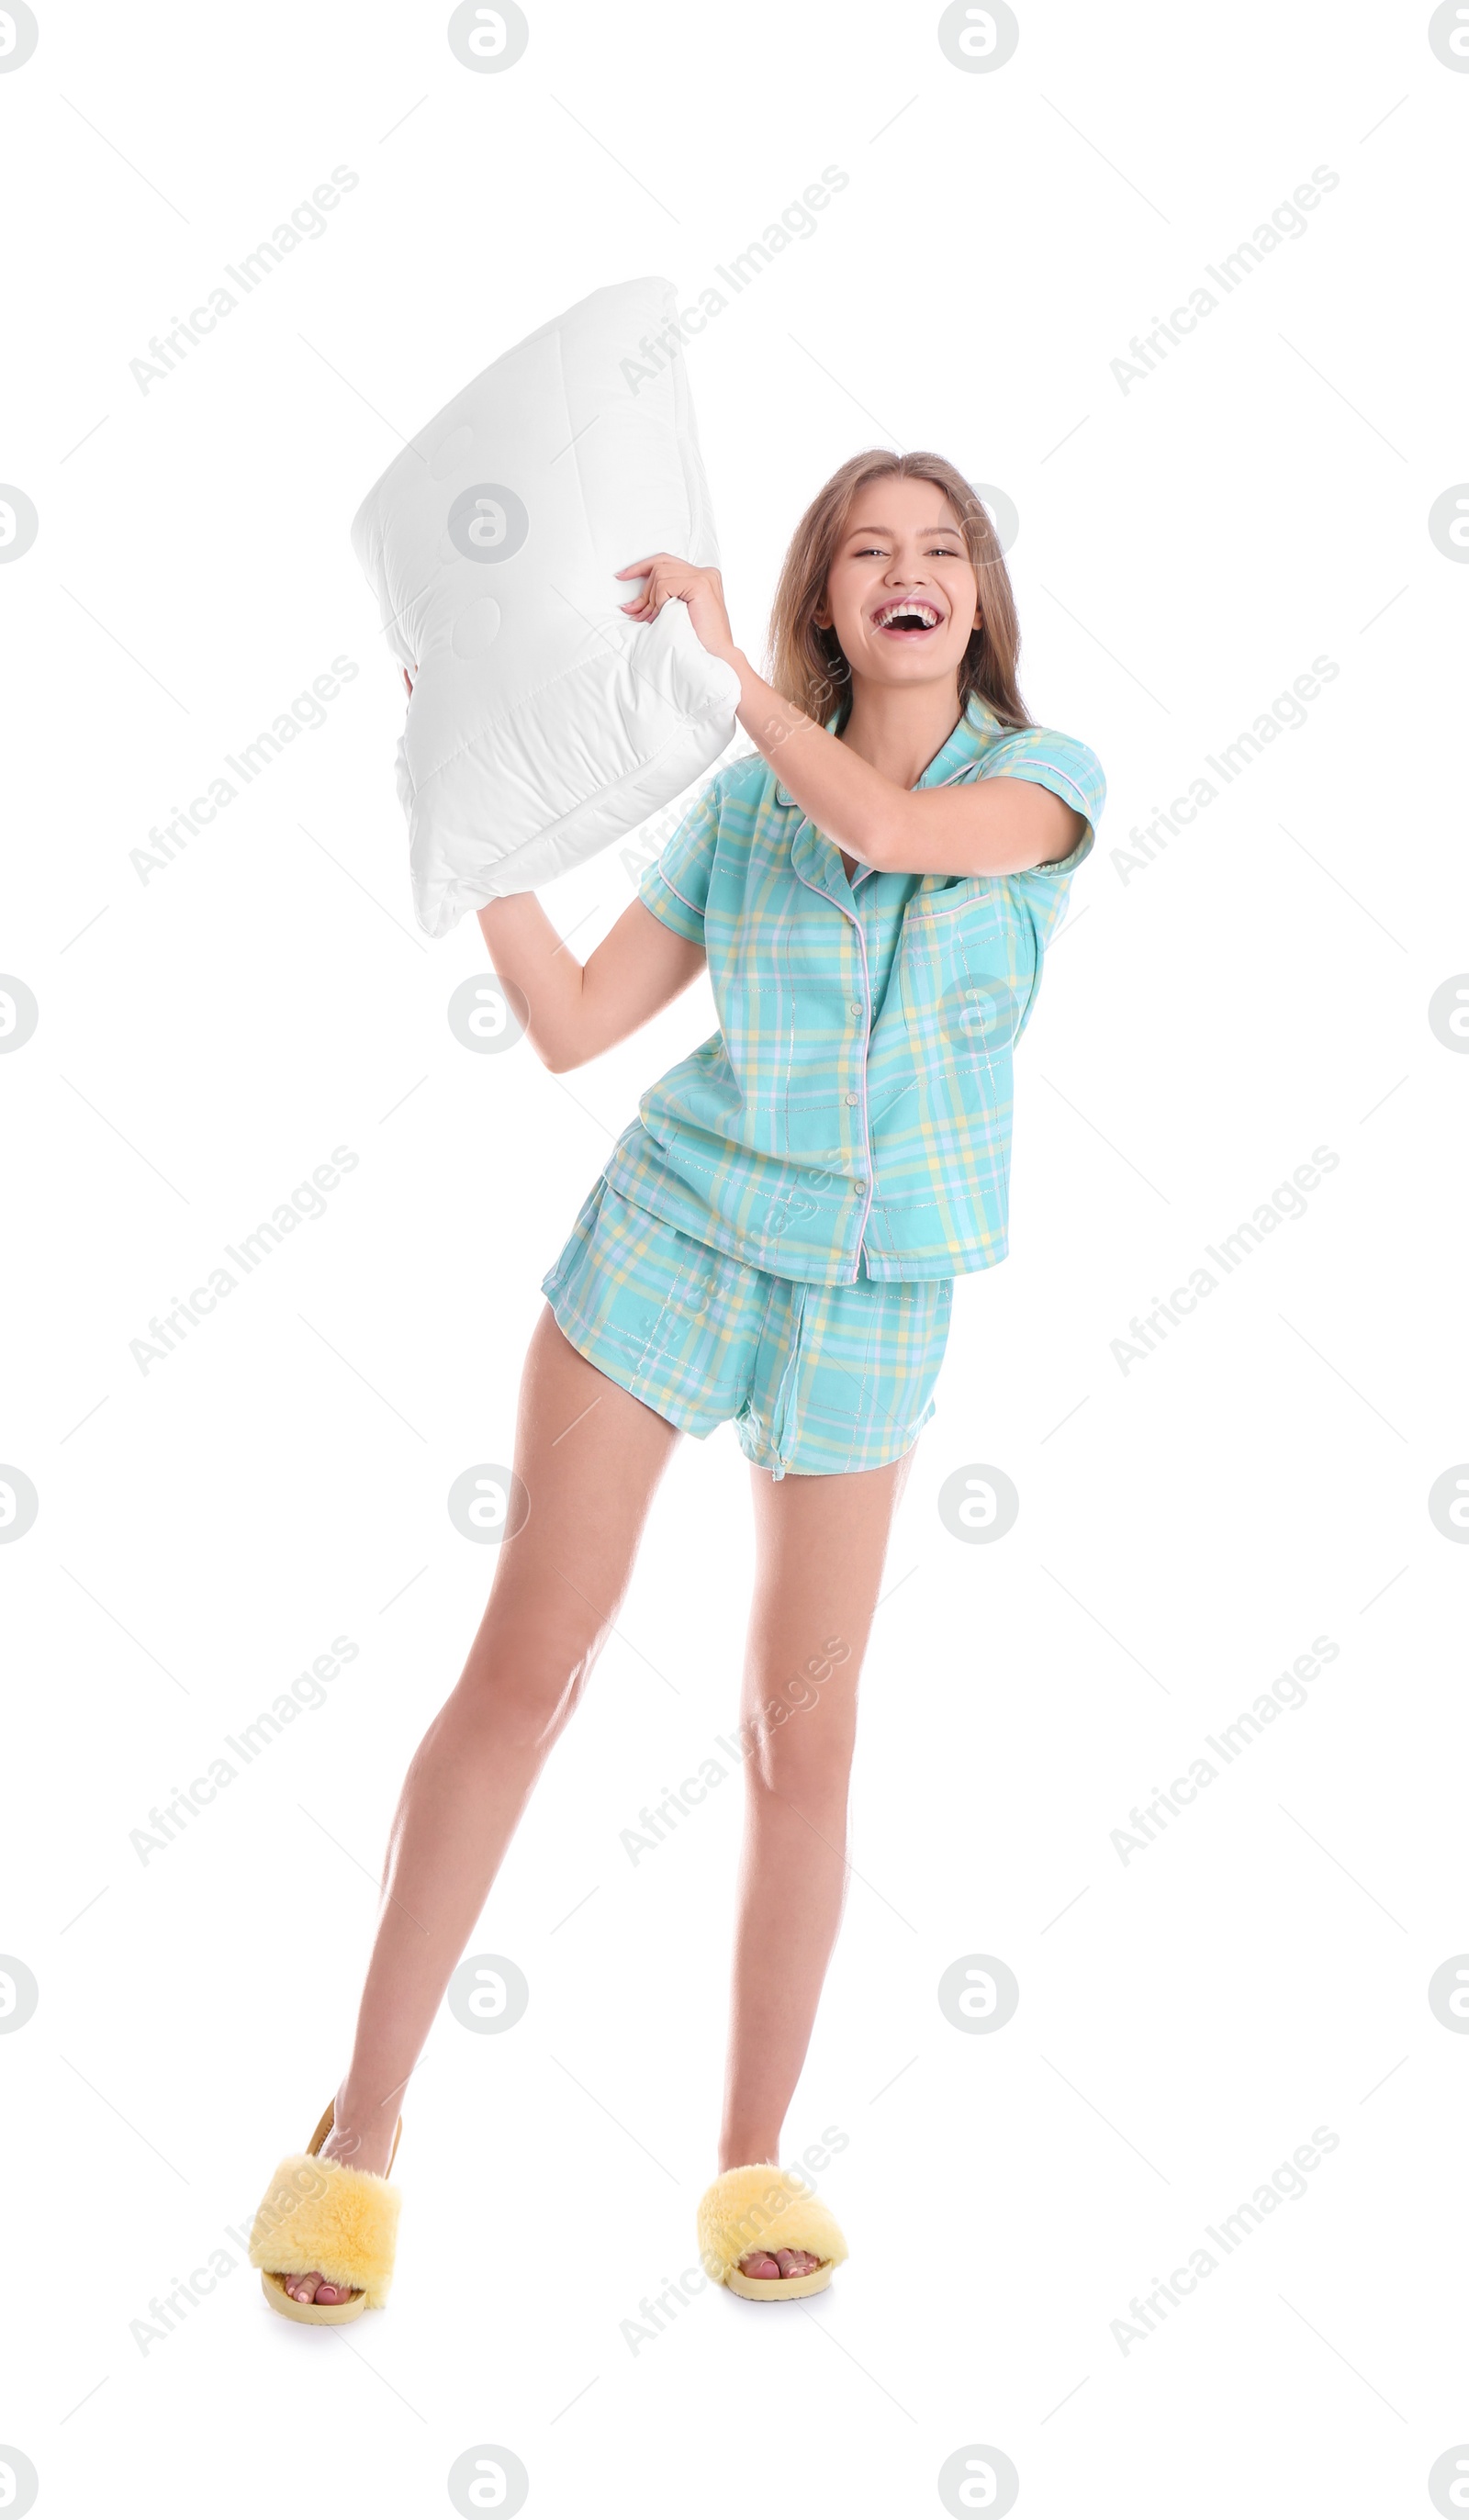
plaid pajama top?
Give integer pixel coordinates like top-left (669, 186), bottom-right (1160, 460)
top-left (603, 692), bottom-right (1105, 1284)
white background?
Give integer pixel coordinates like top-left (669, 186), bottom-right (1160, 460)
top-left (3, 2), bottom-right (1467, 2513)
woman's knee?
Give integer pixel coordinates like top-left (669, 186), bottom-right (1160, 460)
top-left (458, 1616), bottom-right (607, 1743)
top-left (738, 1692), bottom-right (857, 1798)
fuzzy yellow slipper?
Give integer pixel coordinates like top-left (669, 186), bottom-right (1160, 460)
top-left (696, 2163), bottom-right (848, 2301)
top-left (249, 2100), bottom-right (403, 2324)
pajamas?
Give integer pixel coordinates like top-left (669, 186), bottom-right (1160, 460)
top-left (605, 691), bottom-right (1106, 1282)
top-left (542, 1178), bottom-right (952, 1478)
top-left (540, 696), bottom-right (1105, 1475)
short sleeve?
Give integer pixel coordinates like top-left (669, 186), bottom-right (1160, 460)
top-left (980, 725), bottom-right (1106, 954)
top-left (637, 781), bottom-right (721, 947)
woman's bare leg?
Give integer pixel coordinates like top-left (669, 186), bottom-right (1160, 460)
top-left (718, 1446), bottom-right (914, 2278)
top-left (282, 1305), bottom-right (681, 2302)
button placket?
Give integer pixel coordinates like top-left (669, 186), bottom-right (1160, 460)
top-left (787, 813), bottom-right (875, 1264)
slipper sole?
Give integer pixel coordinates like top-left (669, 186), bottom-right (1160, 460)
top-left (725, 2260), bottom-right (834, 2301)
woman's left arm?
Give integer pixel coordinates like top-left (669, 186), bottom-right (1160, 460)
top-left (616, 554), bottom-right (1084, 879)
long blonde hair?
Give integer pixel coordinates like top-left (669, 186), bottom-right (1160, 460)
top-left (766, 449), bottom-right (1033, 734)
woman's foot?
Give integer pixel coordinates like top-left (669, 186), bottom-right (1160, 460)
top-left (736, 2246), bottom-right (823, 2281)
top-left (719, 2143), bottom-right (824, 2284)
top-left (281, 2270), bottom-right (357, 2306)
top-left (279, 2100), bottom-right (398, 2307)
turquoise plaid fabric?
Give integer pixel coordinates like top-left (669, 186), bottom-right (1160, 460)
top-left (542, 1177), bottom-right (952, 1478)
top-left (602, 693), bottom-right (1105, 1282)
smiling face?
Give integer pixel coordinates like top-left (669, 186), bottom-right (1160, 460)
top-left (816, 475), bottom-right (981, 698)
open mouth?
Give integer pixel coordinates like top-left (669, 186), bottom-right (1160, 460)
top-left (871, 599), bottom-right (945, 640)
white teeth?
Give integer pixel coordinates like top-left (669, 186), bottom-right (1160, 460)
top-left (876, 601), bottom-right (940, 628)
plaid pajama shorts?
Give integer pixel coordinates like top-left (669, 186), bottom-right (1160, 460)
top-left (541, 1177), bottom-right (953, 1479)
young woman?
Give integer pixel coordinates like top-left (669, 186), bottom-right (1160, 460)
top-left (249, 449), bottom-right (1105, 2319)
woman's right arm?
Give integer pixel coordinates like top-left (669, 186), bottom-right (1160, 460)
top-left (397, 667), bottom-right (705, 1074)
top-left (476, 893), bottom-right (706, 1074)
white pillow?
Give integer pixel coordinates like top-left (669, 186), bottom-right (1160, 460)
top-left (350, 275), bottom-right (740, 938)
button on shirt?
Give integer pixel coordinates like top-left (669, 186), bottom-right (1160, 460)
top-left (603, 693), bottom-right (1106, 1283)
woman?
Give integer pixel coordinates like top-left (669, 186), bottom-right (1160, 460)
top-left (249, 448), bottom-right (1105, 2318)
